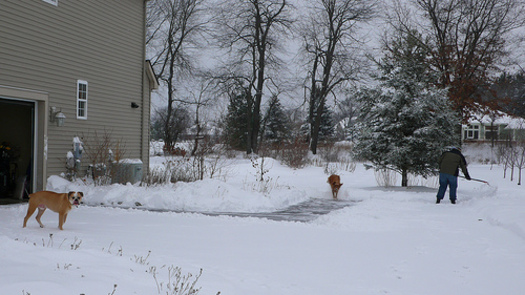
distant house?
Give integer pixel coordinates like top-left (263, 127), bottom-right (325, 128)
top-left (462, 110), bottom-right (525, 143)
top-left (0, 0), bottom-right (158, 199)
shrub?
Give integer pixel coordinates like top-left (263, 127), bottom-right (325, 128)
top-left (280, 139), bottom-right (309, 169)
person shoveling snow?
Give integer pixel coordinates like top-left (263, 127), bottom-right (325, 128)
top-left (436, 146), bottom-right (471, 204)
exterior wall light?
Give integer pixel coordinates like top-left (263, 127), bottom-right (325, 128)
top-left (50, 106), bottom-right (66, 127)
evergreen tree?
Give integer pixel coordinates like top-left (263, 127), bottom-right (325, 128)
top-left (262, 96), bottom-right (291, 143)
top-left (304, 102), bottom-right (335, 142)
top-left (318, 105), bottom-right (335, 141)
top-left (223, 90), bottom-right (250, 151)
top-left (354, 29), bottom-right (459, 187)
top-left (150, 116), bottom-right (164, 140)
top-left (489, 73), bottom-right (525, 118)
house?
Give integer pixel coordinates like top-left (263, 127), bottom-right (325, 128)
top-left (0, 0), bottom-right (158, 200)
top-left (462, 110), bottom-right (525, 143)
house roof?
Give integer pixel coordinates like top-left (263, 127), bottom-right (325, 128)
top-left (467, 109), bottom-right (525, 130)
top-left (145, 60), bottom-right (159, 90)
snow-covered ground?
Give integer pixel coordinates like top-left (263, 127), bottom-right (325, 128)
top-left (1, 154), bottom-right (525, 295)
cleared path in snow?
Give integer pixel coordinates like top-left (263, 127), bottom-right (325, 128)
top-left (93, 198), bottom-right (358, 222)
top-left (197, 198), bottom-right (358, 222)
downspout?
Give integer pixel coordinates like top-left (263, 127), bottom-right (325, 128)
top-left (140, 0), bottom-right (147, 168)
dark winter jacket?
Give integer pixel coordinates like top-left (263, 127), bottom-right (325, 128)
top-left (438, 148), bottom-right (470, 178)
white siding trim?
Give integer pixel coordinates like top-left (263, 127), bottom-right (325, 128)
top-left (76, 80), bottom-right (88, 120)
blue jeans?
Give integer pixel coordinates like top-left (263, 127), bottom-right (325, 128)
top-left (437, 173), bottom-right (458, 201)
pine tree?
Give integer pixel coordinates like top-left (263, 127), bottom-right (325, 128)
top-left (262, 96), bottom-right (291, 144)
top-left (305, 102), bottom-right (335, 142)
top-left (223, 90), bottom-right (249, 151)
top-left (490, 73), bottom-right (525, 118)
top-left (354, 29), bottom-right (459, 187)
top-left (318, 105), bottom-right (335, 141)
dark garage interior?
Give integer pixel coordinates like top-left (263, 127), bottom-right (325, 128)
top-left (0, 98), bottom-right (33, 202)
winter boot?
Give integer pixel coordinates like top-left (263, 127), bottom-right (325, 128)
top-left (436, 197), bottom-right (441, 204)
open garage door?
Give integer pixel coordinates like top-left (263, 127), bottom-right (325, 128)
top-left (0, 98), bottom-right (34, 200)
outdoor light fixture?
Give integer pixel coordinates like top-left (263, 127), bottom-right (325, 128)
top-left (50, 106), bottom-right (66, 127)
top-left (131, 102), bottom-right (140, 108)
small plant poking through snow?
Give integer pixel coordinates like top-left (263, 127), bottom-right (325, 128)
top-left (134, 250), bottom-right (152, 265)
top-left (56, 263), bottom-right (73, 271)
top-left (70, 237), bottom-right (82, 250)
top-left (107, 284), bottom-right (118, 295)
top-left (250, 156), bottom-right (271, 182)
top-left (102, 241), bottom-right (123, 256)
top-left (42, 233), bottom-right (53, 247)
top-left (149, 265), bottom-right (203, 295)
top-left (243, 156), bottom-right (280, 195)
top-left (16, 236), bottom-right (209, 295)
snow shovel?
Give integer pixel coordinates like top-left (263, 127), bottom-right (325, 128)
top-left (458, 175), bottom-right (490, 185)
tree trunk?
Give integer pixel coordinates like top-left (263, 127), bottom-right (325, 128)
top-left (191, 104), bottom-right (201, 157)
top-left (401, 168), bottom-right (408, 187)
top-left (309, 42), bottom-right (334, 155)
top-left (163, 31), bottom-right (176, 153)
top-left (246, 94), bottom-right (254, 154)
top-left (310, 98), bottom-right (325, 155)
top-left (164, 74), bottom-right (174, 152)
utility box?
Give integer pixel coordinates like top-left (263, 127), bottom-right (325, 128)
top-left (111, 159), bottom-right (143, 184)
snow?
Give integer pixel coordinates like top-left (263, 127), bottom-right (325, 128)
top-left (467, 109), bottom-right (525, 130)
top-left (118, 158), bottom-right (143, 164)
top-left (1, 154), bottom-right (525, 295)
top-left (73, 136), bottom-right (82, 144)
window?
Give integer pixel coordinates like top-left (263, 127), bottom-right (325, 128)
top-left (76, 80), bottom-right (88, 119)
top-left (42, 0), bottom-right (58, 6)
top-left (485, 125), bottom-right (498, 140)
top-left (464, 124), bottom-right (479, 140)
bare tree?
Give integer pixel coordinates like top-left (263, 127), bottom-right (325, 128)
top-left (496, 143), bottom-right (512, 179)
top-left (214, 0), bottom-right (294, 154)
top-left (152, 105), bottom-right (192, 148)
top-left (172, 75), bottom-right (216, 156)
top-left (390, 0), bottom-right (525, 121)
top-left (515, 141), bottom-right (525, 185)
top-left (300, 0), bottom-right (376, 154)
top-left (147, 0), bottom-right (211, 152)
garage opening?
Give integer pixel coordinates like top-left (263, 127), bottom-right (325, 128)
top-left (0, 98), bottom-right (34, 201)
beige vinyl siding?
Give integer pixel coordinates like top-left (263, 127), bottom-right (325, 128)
top-left (0, 0), bottom-right (149, 178)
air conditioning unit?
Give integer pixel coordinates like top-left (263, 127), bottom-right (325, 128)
top-left (111, 159), bottom-right (143, 184)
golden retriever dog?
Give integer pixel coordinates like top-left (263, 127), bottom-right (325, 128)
top-left (23, 191), bottom-right (83, 230)
top-left (328, 174), bottom-right (343, 199)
